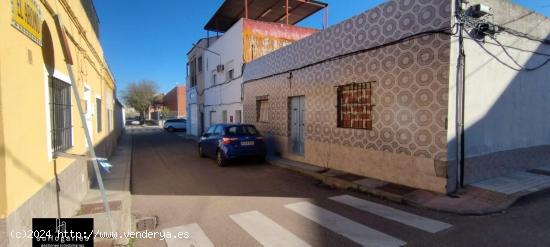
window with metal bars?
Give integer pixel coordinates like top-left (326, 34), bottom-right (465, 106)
top-left (49, 77), bottom-right (72, 153)
top-left (96, 98), bottom-right (102, 132)
top-left (222, 110), bottom-right (228, 123)
top-left (336, 82), bottom-right (374, 130)
top-left (256, 95), bottom-right (269, 123)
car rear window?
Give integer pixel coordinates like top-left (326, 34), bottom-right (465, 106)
top-left (225, 125), bottom-right (260, 136)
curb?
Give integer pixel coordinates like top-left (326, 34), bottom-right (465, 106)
top-left (267, 158), bottom-right (407, 204)
top-left (401, 194), bottom-right (517, 216)
top-left (266, 157), bottom-right (537, 216)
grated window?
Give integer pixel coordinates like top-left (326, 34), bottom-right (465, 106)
top-left (336, 82), bottom-right (374, 130)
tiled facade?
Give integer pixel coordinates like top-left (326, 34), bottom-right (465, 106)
top-left (243, 0), bottom-right (453, 193)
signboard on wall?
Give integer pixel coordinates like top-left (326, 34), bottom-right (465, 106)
top-left (11, 0), bottom-right (43, 46)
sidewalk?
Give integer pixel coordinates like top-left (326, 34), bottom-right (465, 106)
top-left (75, 133), bottom-right (133, 246)
top-left (267, 157), bottom-right (550, 215)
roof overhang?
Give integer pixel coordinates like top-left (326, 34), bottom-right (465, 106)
top-left (204, 0), bottom-right (327, 33)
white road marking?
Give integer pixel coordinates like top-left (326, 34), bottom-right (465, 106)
top-left (285, 201), bottom-right (406, 247)
top-left (230, 210), bottom-right (311, 247)
top-left (163, 223), bottom-right (214, 247)
top-left (330, 195), bottom-right (452, 233)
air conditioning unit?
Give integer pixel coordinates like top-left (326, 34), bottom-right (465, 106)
top-left (216, 64), bottom-right (225, 73)
top-left (468, 4), bottom-right (492, 18)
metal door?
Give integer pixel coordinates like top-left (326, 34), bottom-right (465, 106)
top-left (289, 96), bottom-right (305, 155)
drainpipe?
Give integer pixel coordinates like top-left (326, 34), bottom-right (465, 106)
top-left (454, 0), bottom-right (466, 190)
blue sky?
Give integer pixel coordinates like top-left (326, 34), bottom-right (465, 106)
top-left (93, 0), bottom-right (550, 95)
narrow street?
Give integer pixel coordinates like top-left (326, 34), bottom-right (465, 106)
top-left (129, 127), bottom-right (550, 247)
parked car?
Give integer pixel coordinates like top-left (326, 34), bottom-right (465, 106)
top-left (125, 118), bottom-right (141, 125)
top-left (163, 118), bottom-right (187, 132)
top-left (198, 124), bottom-right (267, 166)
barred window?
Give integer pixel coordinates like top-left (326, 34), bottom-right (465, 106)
top-left (337, 82), bottom-right (373, 130)
top-left (256, 96), bottom-right (269, 123)
top-left (96, 98), bottom-right (102, 132)
top-left (189, 59), bottom-right (197, 87)
top-left (227, 69), bottom-right (234, 81)
top-left (235, 110), bottom-right (242, 123)
top-left (49, 77), bottom-right (72, 153)
top-left (222, 110), bottom-right (228, 123)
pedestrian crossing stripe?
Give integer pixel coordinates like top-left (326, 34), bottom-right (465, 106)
top-left (164, 195), bottom-right (454, 247)
top-left (163, 223), bottom-right (214, 247)
top-left (230, 210), bottom-right (311, 247)
top-left (285, 201), bottom-right (406, 247)
top-left (330, 195), bottom-right (452, 233)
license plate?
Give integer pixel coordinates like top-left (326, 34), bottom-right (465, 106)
top-left (241, 141), bottom-right (254, 146)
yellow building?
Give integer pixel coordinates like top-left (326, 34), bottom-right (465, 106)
top-left (0, 0), bottom-right (121, 245)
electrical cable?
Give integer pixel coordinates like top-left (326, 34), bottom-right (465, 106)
top-left (459, 9), bottom-right (550, 72)
top-left (462, 24), bottom-right (550, 72)
top-left (488, 34), bottom-right (550, 71)
top-left (194, 73), bottom-right (243, 97)
top-left (460, 11), bottom-right (550, 46)
top-left (244, 25), bottom-right (458, 84)
top-left (501, 27), bottom-right (550, 45)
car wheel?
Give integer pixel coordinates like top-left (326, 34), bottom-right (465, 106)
top-left (216, 150), bottom-right (226, 167)
top-left (167, 126), bottom-right (174, 132)
top-left (198, 145), bottom-right (205, 158)
top-left (256, 155), bottom-right (266, 163)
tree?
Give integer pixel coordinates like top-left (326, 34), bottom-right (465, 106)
top-left (159, 106), bottom-right (171, 120)
top-left (122, 80), bottom-right (158, 120)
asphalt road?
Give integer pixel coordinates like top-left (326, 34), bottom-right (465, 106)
top-left (129, 127), bottom-right (550, 247)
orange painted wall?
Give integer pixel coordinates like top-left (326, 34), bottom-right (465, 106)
top-left (243, 19), bottom-right (317, 63)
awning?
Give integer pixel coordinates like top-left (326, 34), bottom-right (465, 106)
top-left (204, 0), bottom-right (327, 33)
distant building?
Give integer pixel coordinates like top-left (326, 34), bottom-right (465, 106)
top-left (186, 37), bottom-right (219, 136)
top-left (163, 85), bottom-right (187, 119)
top-left (243, 0), bottom-right (550, 193)
top-left (185, 0), bottom-right (328, 138)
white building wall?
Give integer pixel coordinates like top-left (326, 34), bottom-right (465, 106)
top-left (188, 103), bottom-right (199, 136)
top-left (186, 88), bottom-right (195, 135)
top-left (447, 0), bottom-right (550, 183)
top-left (186, 37), bottom-right (218, 136)
top-left (204, 19), bottom-right (244, 129)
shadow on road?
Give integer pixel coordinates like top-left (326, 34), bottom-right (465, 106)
top-left (130, 130), bottom-right (362, 247)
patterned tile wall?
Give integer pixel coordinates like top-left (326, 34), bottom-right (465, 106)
top-left (243, 0), bottom-right (452, 164)
top-left (244, 0), bottom-right (452, 82)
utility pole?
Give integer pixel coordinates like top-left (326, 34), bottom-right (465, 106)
top-left (455, 0), bottom-right (466, 191)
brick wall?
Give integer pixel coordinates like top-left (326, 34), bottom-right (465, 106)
top-left (164, 85), bottom-right (186, 118)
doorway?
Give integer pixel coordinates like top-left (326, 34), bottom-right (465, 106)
top-left (289, 96), bottom-right (305, 155)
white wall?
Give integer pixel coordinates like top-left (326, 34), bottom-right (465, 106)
top-left (188, 103), bottom-right (199, 136)
top-left (186, 88), bottom-right (198, 134)
top-left (186, 37), bottom-right (217, 136)
top-left (448, 0), bottom-right (550, 159)
top-left (203, 19), bottom-right (244, 129)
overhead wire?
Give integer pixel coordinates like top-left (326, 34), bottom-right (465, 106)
top-left (244, 24), bottom-right (459, 84)
top-left (460, 11), bottom-right (550, 72)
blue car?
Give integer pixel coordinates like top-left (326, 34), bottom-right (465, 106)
top-left (198, 124), bottom-right (267, 166)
